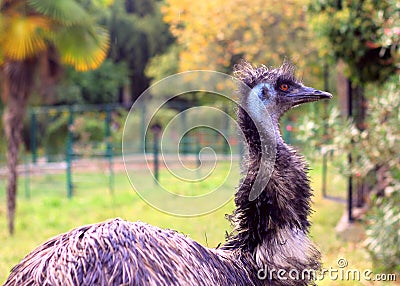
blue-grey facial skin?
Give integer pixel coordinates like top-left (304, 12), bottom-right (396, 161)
top-left (250, 83), bottom-right (279, 120)
top-left (251, 81), bottom-right (332, 120)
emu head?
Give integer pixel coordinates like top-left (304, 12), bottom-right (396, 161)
top-left (235, 61), bottom-right (332, 121)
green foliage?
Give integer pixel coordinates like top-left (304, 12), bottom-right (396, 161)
top-left (56, 59), bottom-right (129, 105)
top-left (296, 104), bottom-right (342, 160)
top-left (360, 77), bottom-right (400, 272)
top-left (309, 0), bottom-right (399, 84)
top-left (365, 189), bottom-right (400, 273)
top-left (42, 108), bottom-right (127, 159)
top-left (145, 44), bottom-right (180, 83)
top-left (297, 75), bottom-right (400, 272)
top-left (376, 0), bottom-right (400, 49)
top-left (125, 0), bottom-right (155, 16)
top-left (109, 108), bottom-right (128, 151)
top-left (43, 114), bottom-right (69, 160)
top-left (28, 0), bottom-right (89, 25)
top-left (106, 0), bottom-right (174, 100)
top-left (337, 76), bottom-right (399, 178)
top-left (72, 116), bottom-right (105, 143)
top-left (298, 75), bottom-right (400, 177)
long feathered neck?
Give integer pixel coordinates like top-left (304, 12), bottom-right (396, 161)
top-left (223, 97), bottom-right (320, 278)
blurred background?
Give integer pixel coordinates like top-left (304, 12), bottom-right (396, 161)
top-left (0, 0), bottom-right (399, 284)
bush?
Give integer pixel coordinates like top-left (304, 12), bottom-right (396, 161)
top-left (365, 189), bottom-right (400, 273)
top-left (296, 74), bottom-right (400, 272)
top-left (42, 109), bottom-right (128, 160)
top-left (44, 113), bottom-right (69, 161)
top-left (56, 59), bottom-right (129, 105)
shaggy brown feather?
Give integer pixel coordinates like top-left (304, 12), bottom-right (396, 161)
top-left (5, 219), bottom-right (256, 286)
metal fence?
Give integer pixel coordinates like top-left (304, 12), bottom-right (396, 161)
top-left (0, 102), bottom-right (305, 200)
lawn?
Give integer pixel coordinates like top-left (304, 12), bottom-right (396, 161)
top-left (0, 159), bottom-right (397, 285)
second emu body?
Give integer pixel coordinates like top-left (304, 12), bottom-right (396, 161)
top-left (4, 61), bottom-right (331, 286)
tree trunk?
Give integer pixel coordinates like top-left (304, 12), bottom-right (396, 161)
top-left (1, 59), bottom-right (36, 235)
top-left (3, 93), bottom-right (28, 235)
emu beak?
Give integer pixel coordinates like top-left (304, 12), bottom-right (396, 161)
top-left (287, 86), bottom-right (332, 106)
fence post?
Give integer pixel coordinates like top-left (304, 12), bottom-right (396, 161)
top-left (181, 111), bottom-right (189, 155)
top-left (140, 102), bottom-right (146, 153)
top-left (105, 106), bottom-right (114, 194)
top-left (151, 123), bottom-right (162, 184)
top-left (322, 63), bottom-right (330, 199)
top-left (196, 138), bottom-right (201, 168)
top-left (222, 105), bottom-right (230, 156)
top-left (30, 111), bottom-right (37, 164)
top-left (347, 79), bottom-right (354, 222)
top-left (322, 150), bottom-right (327, 198)
top-left (24, 152), bottom-right (30, 199)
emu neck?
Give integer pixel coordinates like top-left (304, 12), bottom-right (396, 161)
top-left (224, 105), bottom-right (319, 272)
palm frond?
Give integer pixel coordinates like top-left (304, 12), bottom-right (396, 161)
top-left (91, 0), bottom-right (115, 8)
top-left (28, 0), bottom-right (89, 26)
top-left (0, 15), bottom-right (50, 60)
top-left (54, 25), bottom-right (109, 71)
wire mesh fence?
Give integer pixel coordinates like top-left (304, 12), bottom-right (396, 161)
top-left (0, 103), bottom-right (334, 202)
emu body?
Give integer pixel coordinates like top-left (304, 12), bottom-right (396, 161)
top-left (4, 61), bottom-right (331, 286)
top-left (4, 219), bottom-right (255, 285)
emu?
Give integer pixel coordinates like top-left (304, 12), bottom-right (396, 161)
top-left (4, 61), bottom-right (331, 286)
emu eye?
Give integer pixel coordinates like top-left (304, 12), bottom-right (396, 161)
top-left (279, 83), bottom-right (289, 92)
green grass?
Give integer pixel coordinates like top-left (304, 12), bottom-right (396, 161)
top-left (0, 160), bottom-right (396, 285)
